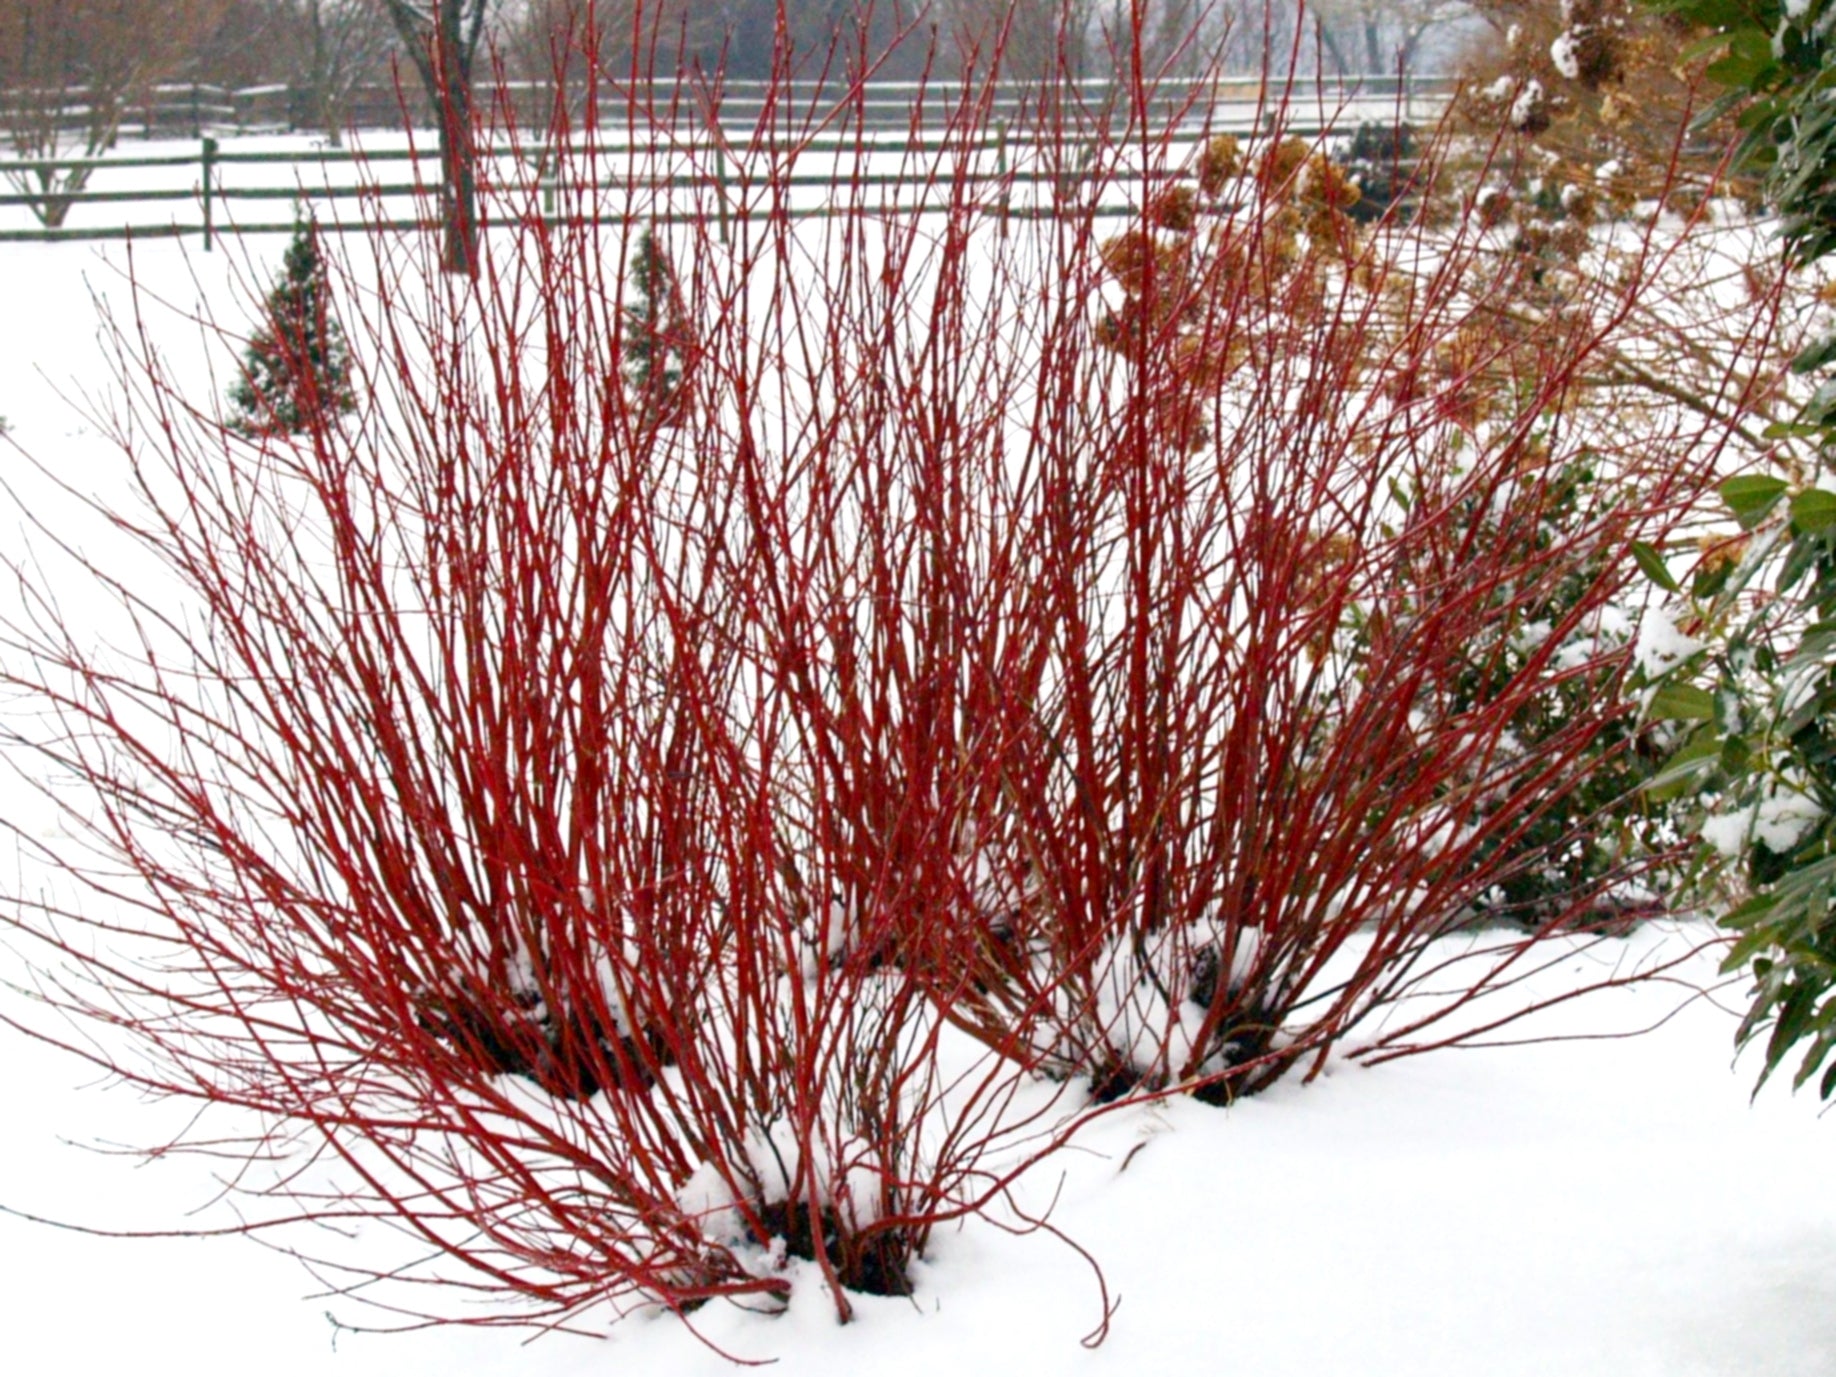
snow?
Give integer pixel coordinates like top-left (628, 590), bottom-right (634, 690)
top-left (2, 187), bottom-right (1834, 1377)
top-left (1555, 603), bottom-right (1635, 671)
top-left (5, 924), bottom-right (1836, 1375)
top-left (1090, 915), bottom-right (1264, 1080)
top-left (1551, 31), bottom-right (1584, 82)
top-left (1700, 812), bottom-right (1750, 859)
top-left (1703, 785), bottom-right (1824, 859)
top-left (1635, 606), bottom-right (1702, 675)
top-left (1510, 80), bottom-right (1547, 133)
top-left (1482, 75), bottom-right (1516, 104)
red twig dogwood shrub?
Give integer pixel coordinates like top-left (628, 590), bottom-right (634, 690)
top-left (766, 109), bottom-right (1777, 1103)
top-left (0, 3), bottom-right (1783, 1344)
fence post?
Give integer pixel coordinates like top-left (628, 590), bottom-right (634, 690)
top-left (996, 117), bottom-right (1009, 239)
top-left (543, 132), bottom-right (557, 219)
top-left (715, 144), bottom-right (730, 247)
top-left (201, 136), bottom-right (218, 251)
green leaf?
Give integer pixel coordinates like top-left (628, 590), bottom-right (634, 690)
top-left (1795, 1031), bottom-right (1836, 1093)
top-left (1804, 377), bottom-right (1836, 428)
top-left (1721, 474), bottom-right (1789, 528)
top-left (1631, 540), bottom-right (1681, 592)
top-left (1791, 488), bottom-right (1836, 534)
top-left (1676, 30), bottom-right (1736, 66)
top-left (1778, 529), bottom-right (1825, 593)
top-left (1650, 2), bottom-right (1769, 29)
top-left (1765, 982), bottom-right (1819, 1076)
top-left (1724, 926), bottom-right (1781, 974)
top-left (1762, 419), bottom-right (1825, 441)
top-left (1645, 1), bottom-right (1757, 26)
top-left (1720, 731), bottom-right (1753, 776)
top-left (1708, 30), bottom-right (1779, 91)
top-left (1694, 88), bottom-right (1759, 134)
top-left (1791, 617), bottom-right (1836, 662)
top-left (1693, 545), bottom-right (1745, 598)
top-left (1644, 729), bottom-right (1722, 802)
top-left (1647, 682), bottom-right (1718, 721)
top-left (1792, 330), bottom-right (1836, 375)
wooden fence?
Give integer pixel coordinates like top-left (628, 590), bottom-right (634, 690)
top-left (0, 75), bottom-right (1457, 246)
top-left (1, 74), bottom-right (1456, 142)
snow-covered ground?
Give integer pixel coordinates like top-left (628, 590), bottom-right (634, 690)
top-left (2, 234), bottom-right (1833, 1377)
top-left (4, 925), bottom-right (1832, 1376)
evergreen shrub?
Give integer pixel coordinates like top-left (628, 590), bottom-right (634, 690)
top-left (227, 217), bottom-right (356, 437)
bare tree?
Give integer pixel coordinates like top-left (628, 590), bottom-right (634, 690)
top-left (198, 1), bottom-right (403, 144)
top-left (0, 0), bottom-right (227, 226)
top-left (505, 0), bottom-right (736, 82)
top-left (947, 0), bottom-right (1100, 82)
top-left (1309, 0), bottom-right (1474, 75)
top-left (1096, 0), bottom-right (1215, 78)
top-left (377, 0), bottom-right (494, 273)
top-left (1202, 0), bottom-right (1473, 77)
top-left (282, 1), bottom-right (401, 144)
top-left (193, 2), bottom-right (288, 87)
top-left (506, 0), bottom-right (624, 81)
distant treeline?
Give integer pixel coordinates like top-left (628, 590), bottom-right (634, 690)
top-left (1, 4), bottom-right (1476, 146)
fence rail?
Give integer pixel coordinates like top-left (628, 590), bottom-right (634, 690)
top-left (1, 74), bottom-right (1457, 142)
top-left (0, 76), bottom-right (1457, 247)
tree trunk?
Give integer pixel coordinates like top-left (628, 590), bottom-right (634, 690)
top-left (310, 1), bottom-right (342, 147)
top-left (435, 6), bottom-right (478, 276)
top-left (381, 0), bottom-right (481, 276)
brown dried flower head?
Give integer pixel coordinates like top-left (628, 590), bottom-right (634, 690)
top-left (1098, 230), bottom-right (1191, 305)
top-left (1196, 134), bottom-right (1243, 198)
top-left (1696, 534), bottom-right (1749, 577)
top-left (1265, 137), bottom-right (1312, 193)
top-left (1476, 185), bottom-right (1514, 229)
top-left (1148, 183), bottom-right (1200, 233)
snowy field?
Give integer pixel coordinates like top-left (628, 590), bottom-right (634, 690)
top-left (2, 234), bottom-right (1835, 1377)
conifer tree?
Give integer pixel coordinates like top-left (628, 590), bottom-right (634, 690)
top-left (228, 217), bottom-right (356, 438)
top-left (620, 226), bottom-right (687, 428)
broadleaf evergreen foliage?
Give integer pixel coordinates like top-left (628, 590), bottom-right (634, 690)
top-left (227, 218), bottom-right (356, 438)
top-left (1652, 0), bottom-right (1836, 265)
top-left (1383, 455), bottom-right (1672, 929)
top-left (1641, 0), bottom-right (1836, 1097)
top-left (1334, 122), bottom-right (1426, 225)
